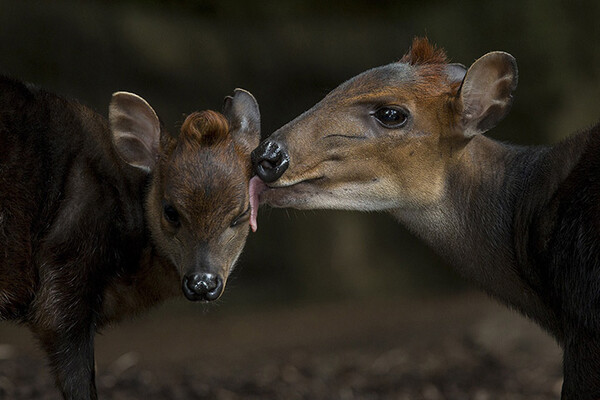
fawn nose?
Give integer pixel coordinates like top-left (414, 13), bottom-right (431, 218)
top-left (182, 273), bottom-right (224, 302)
top-left (252, 140), bottom-right (289, 183)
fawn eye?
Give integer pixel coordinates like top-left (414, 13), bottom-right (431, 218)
top-left (230, 206), bottom-right (250, 228)
top-left (163, 203), bottom-right (180, 226)
top-left (373, 107), bottom-right (409, 129)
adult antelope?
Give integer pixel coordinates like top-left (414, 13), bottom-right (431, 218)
top-left (250, 38), bottom-right (600, 398)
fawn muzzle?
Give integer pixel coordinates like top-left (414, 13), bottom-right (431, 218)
top-left (252, 139), bottom-right (289, 182)
top-left (182, 272), bottom-right (224, 302)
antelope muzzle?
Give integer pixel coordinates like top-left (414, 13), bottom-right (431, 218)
top-left (252, 139), bottom-right (289, 182)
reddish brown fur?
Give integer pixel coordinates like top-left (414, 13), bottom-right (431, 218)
top-left (181, 110), bottom-right (230, 147)
top-left (401, 37), bottom-right (461, 97)
top-left (157, 112), bottom-right (248, 241)
top-left (400, 37), bottom-right (448, 65)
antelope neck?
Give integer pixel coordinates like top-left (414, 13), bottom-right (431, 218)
top-left (392, 134), bottom-right (586, 339)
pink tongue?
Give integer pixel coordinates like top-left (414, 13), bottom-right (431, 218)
top-left (249, 176), bottom-right (267, 232)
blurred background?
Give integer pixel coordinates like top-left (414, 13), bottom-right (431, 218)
top-left (0, 0), bottom-right (598, 398)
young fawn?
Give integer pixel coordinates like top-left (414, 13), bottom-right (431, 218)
top-left (251, 37), bottom-right (600, 398)
top-left (0, 77), bottom-right (260, 399)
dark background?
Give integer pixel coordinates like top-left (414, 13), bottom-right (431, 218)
top-left (1, 0), bottom-right (599, 306)
top-left (3, 0), bottom-right (599, 307)
top-left (0, 1), bottom-right (598, 398)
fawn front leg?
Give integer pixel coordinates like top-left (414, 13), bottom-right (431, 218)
top-left (34, 322), bottom-right (98, 400)
top-left (28, 255), bottom-right (101, 399)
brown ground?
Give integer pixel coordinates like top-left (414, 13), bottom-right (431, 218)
top-left (0, 293), bottom-right (562, 400)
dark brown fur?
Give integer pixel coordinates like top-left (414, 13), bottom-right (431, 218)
top-left (0, 77), bottom-right (258, 399)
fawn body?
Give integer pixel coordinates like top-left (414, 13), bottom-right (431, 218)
top-left (0, 76), bottom-right (260, 399)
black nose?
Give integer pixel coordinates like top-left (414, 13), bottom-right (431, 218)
top-left (251, 140), bottom-right (289, 183)
top-left (182, 273), bottom-right (224, 302)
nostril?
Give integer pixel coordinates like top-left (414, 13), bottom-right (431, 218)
top-left (260, 159), bottom-right (277, 170)
top-left (205, 275), bottom-right (224, 301)
top-left (202, 274), bottom-right (218, 292)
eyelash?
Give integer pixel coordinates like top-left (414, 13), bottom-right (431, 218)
top-left (230, 207), bottom-right (250, 227)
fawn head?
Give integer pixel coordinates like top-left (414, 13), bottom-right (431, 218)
top-left (110, 89), bottom-right (260, 301)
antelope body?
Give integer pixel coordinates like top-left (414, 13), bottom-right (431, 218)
top-left (251, 38), bottom-right (600, 398)
top-left (0, 76), bottom-right (260, 399)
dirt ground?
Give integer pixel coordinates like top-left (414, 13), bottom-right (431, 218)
top-left (0, 292), bottom-right (563, 400)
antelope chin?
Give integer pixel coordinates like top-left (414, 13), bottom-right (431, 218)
top-left (256, 176), bottom-right (327, 209)
top-left (249, 174), bottom-right (323, 229)
top-left (259, 175), bottom-right (401, 211)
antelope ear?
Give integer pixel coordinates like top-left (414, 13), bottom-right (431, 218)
top-left (445, 63), bottom-right (467, 84)
top-left (109, 92), bottom-right (161, 172)
top-left (223, 88), bottom-right (261, 152)
top-left (458, 52), bottom-right (518, 137)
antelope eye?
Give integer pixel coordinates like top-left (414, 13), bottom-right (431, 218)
top-left (230, 206), bottom-right (250, 228)
top-left (373, 107), bottom-right (409, 128)
top-left (163, 203), bottom-right (180, 226)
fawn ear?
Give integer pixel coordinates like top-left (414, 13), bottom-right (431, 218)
top-left (457, 52), bottom-right (518, 137)
top-left (109, 92), bottom-right (161, 172)
top-left (445, 63), bottom-right (467, 84)
top-left (223, 88), bottom-right (261, 152)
